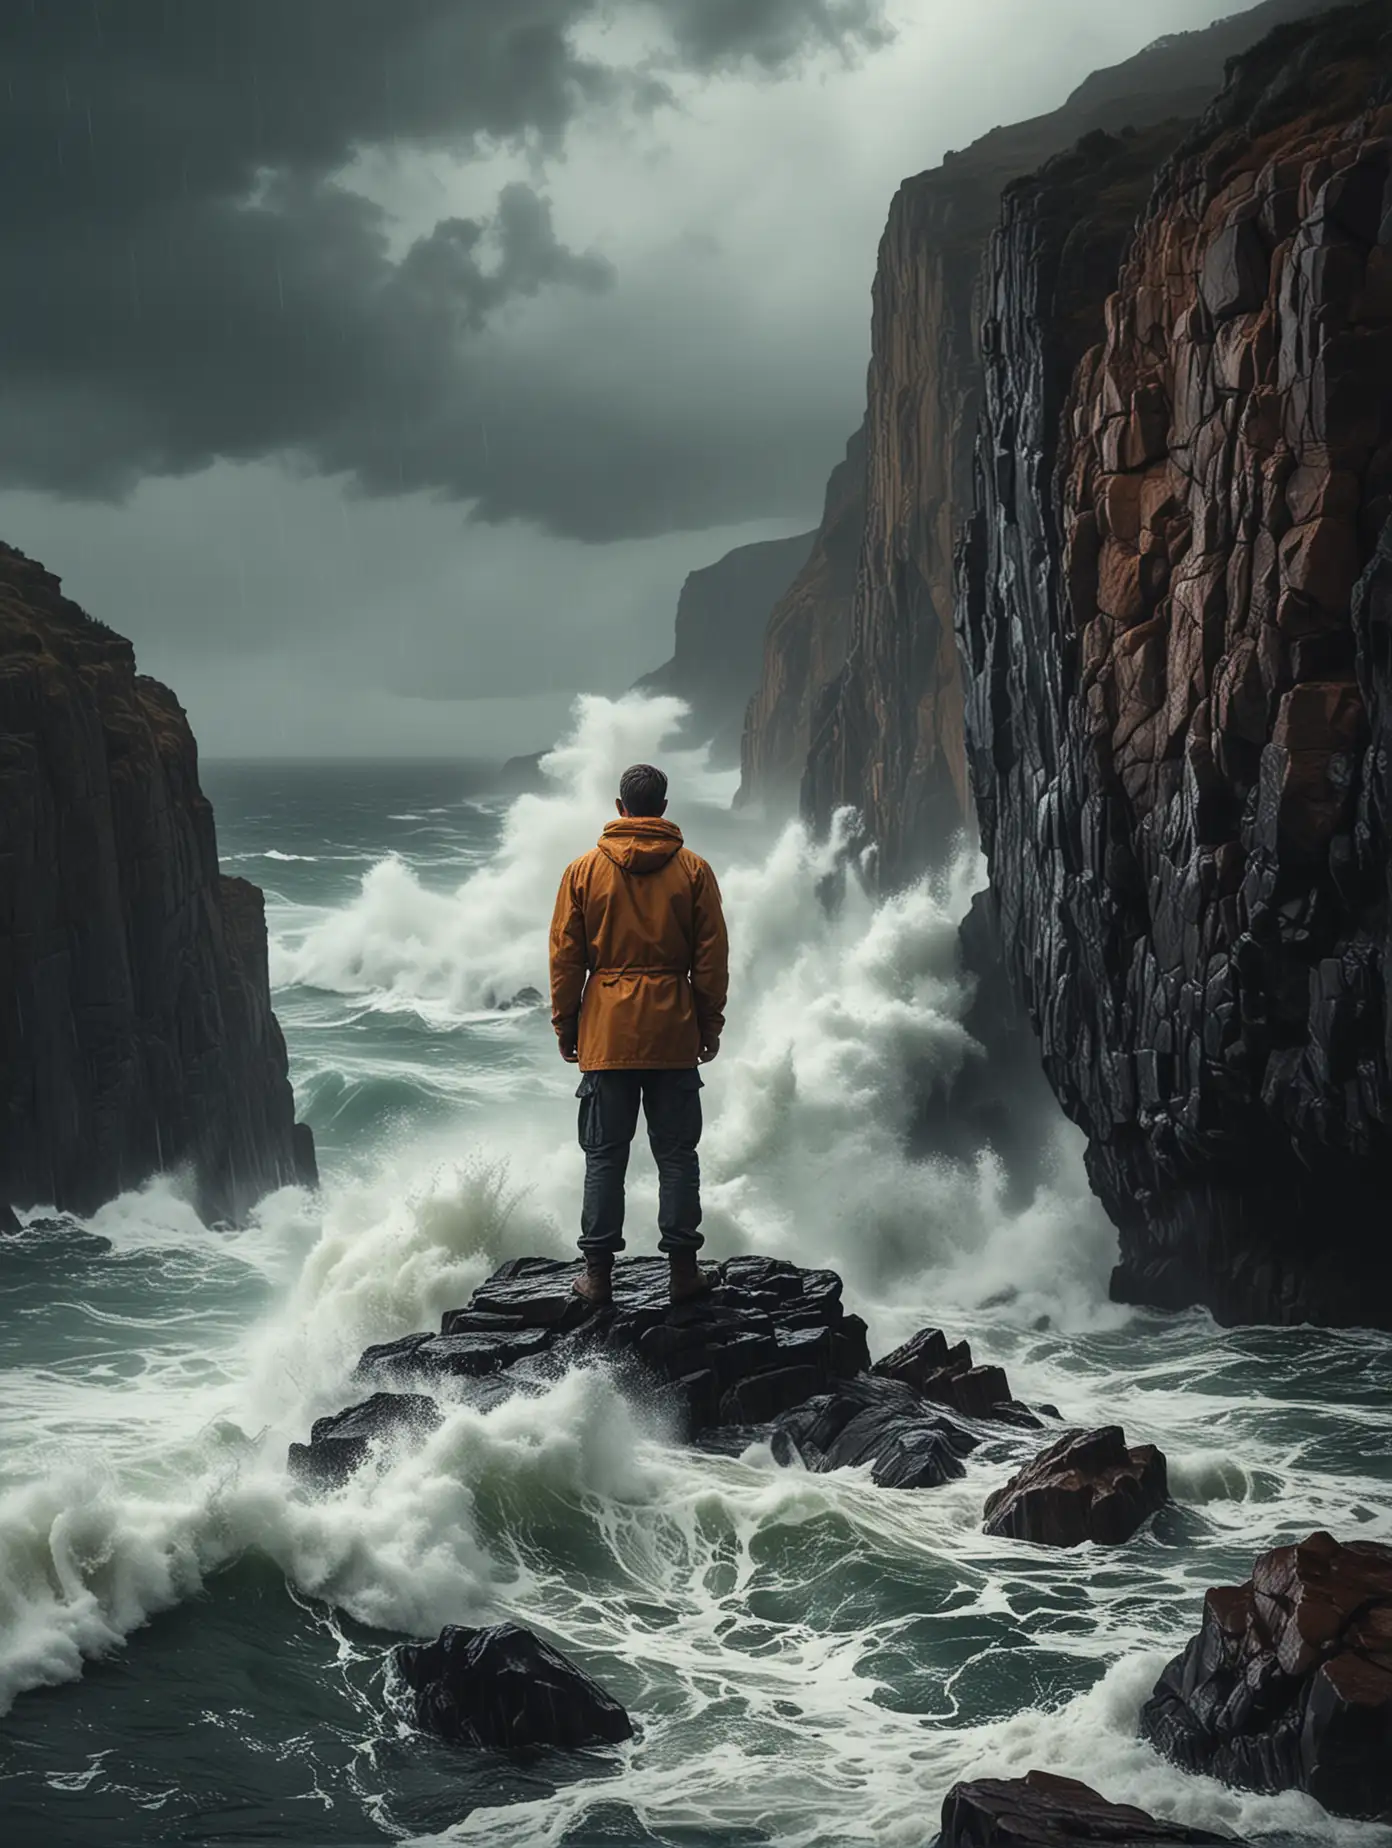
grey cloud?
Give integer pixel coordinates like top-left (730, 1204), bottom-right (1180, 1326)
top-left (659, 0), bottom-right (892, 70)
top-left (0, 0), bottom-right (886, 536)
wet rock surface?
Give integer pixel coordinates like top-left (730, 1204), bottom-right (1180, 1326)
top-left (873, 1323), bottom-right (1042, 1427)
top-left (936, 1771), bottom-right (1242, 1845)
top-left (959, 4), bottom-right (1392, 1325)
top-left (771, 1373), bottom-right (976, 1490)
top-left (1142, 1531), bottom-right (1392, 1819)
top-left (982, 1427), bottom-right (1168, 1548)
top-left (393, 1622), bottom-right (632, 1753)
top-left (354, 1255), bottom-right (872, 1441)
top-left (296, 1257), bottom-right (1057, 1498)
top-left (287, 1392), bottom-right (442, 1489)
top-left (798, 0), bottom-right (1329, 884)
top-left (0, 543), bottom-right (315, 1223)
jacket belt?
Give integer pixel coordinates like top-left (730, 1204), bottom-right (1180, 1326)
top-left (593, 965), bottom-right (688, 979)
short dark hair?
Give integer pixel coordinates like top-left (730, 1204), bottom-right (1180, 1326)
top-left (619, 763), bottom-right (668, 816)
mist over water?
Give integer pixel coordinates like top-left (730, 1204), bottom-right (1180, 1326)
top-left (2, 696), bottom-right (1390, 1847)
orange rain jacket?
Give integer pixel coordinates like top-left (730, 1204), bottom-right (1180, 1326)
top-left (549, 817), bottom-right (729, 1071)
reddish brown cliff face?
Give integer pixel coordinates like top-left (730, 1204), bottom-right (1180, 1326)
top-left (789, 0), bottom-right (1342, 884)
top-left (960, 5), bottom-right (1392, 1324)
top-left (0, 544), bottom-right (315, 1222)
top-left (737, 426), bottom-right (865, 811)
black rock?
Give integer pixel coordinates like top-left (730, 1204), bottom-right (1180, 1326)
top-left (394, 1622), bottom-right (633, 1752)
top-left (365, 1254), bottom-right (867, 1443)
top-left (936, 1770), bottom-right (1242, 1845)
top-left (771, 1373), bottom-right (976, 1489)
top-left (288, 1392), bottom-right (442, 1489)
top-left (872, 1324), bottom-right (1036, 1424)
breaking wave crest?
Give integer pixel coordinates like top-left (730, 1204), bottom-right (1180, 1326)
top-left (3, 695), bottom-right (1388, 1847)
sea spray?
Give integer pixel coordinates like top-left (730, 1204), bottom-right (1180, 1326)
top-left (2, 700), bottom-right (1389, 1848)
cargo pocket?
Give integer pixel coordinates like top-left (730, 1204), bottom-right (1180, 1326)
top-left (575, 1070), bottom-right (599, 1151)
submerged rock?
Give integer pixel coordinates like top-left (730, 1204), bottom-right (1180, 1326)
top-left (1142, 1531), bottom-right (1392, 1819)
top-left (936, 1771), bottom-right (1241, 1844)
top-left (771, 1373), bottom-right (976, 1489)
top-left (982, 1427), bottom-right (1167, 1547)
top-left (287, 1392), bottom-right (442, 1489)
top-left (394, 1622), bottom-right (632, 1752)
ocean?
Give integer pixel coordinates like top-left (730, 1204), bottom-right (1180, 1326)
top-left (1, 693), bottom-right (1389, 1847)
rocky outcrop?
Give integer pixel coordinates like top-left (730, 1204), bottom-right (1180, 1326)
top-left (960, 5), bottom-right (1392, 1325)
top-left (393, 1623), bottom-right (633, 1752)
top-left (871, 1323), bottom-right (1041, 1425)
top-left (287, 1392), bottom-right (442, 1489)
top-left (738, 426), bottom-right (866, 810)
top-left (635, 529), bottom-right (813, 764)
top-left (1142, 1531), bottom-right (1392, 1820)
top-left (770, 1372), bottom-right (977, 1489)
top-left (798, 0), bottom-right (1339, 886)
top-left (982, 1427), bottom-right (1167, 1547)
top-left (296, 1256), bottom-right (1058, 1495)
top-left (935, 1771), bottom-right (1241, 1846)
top-left (352, 1254), bottom-right (872, 1442)
top-left (0, 543), bottom-right (314, 1223)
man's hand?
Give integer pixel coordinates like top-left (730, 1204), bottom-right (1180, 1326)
top-left (559, 1040), bottom-right (580, 1064)
top-left (699, 1039), bottom-right (720, 1064)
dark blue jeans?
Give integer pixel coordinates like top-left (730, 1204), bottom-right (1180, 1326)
top-left (576, 1069), bottom-right (704, 1257)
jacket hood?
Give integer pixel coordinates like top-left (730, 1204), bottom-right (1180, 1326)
top-left (597, 816), bottom-right (685, 874)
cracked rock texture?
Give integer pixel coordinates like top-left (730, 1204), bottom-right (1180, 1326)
top-left (766, 0), bottom-right (1340, 882)
top-left (0, 543), bottom-right (315, 1222)
top-left (960, 4), bottom-right (1392, 1325)
top-left (1142, 1531), bottom-right (1392, 1819)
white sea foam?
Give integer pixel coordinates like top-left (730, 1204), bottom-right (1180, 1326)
top-left (2, 693), bottom-right (1388, 1848)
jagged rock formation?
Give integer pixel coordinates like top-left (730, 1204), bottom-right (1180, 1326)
top-left (737, 427), bottom-right (866, 809)
top-left (1142, 1532), bottom-right (1392, 1819)
top-left (791, 0), bottom-right (1340, 884)
top-left (288, 1392), bottom-right (442, 1489)
top-left (293, 1255), bottom-right (1053, 1493)
top-left (393, 1623), bottom-right (633, 1753)
top-left (0, 543), bottom-right (315, 1222)
top-left (935, 1772), bottom-right (1242, 1846)
top-left (634, 529), bottom-right (813, 764)
top-left (982, 1426), bottom-right (1168, 1548)
top-left (960, 4), bottom-right (1392, 1324)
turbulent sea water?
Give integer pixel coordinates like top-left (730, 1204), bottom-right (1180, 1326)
top-left (2, 694), bottom-right (1390, 1848)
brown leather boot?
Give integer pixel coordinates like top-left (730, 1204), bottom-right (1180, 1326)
top-left (572, 1256), bottom-right (614, 1308)
top-left (668, 1249), bottom-right (716, 1304)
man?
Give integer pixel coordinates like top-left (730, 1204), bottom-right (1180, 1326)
top-left (549, 762), bottom-right (729, 1307)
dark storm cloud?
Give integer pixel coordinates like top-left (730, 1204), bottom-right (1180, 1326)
top-left (0, 0), bottom-right (888, 538)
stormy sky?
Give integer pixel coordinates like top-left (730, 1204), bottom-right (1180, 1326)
top-left (1, 0), bottom-right (1273, 758)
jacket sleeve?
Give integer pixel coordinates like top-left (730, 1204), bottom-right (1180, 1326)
top-left (549, 862), bottom-right (588, 1039)
top-left (691, 860), bottom-right (729, 1045)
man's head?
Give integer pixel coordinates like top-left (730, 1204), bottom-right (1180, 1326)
top-left (617, 763), bottom-right (668, 818)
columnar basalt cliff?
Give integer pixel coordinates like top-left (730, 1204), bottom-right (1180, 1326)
top-left (0, 544), bottom-right (315, 1223)
top-left (960, 5), bottom-right (1392, 1324)
top-left (787, 0), bottom-right (1339, 885)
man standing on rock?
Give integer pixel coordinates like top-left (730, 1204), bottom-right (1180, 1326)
top-left (549, 763), bottom-right (729, 1307)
